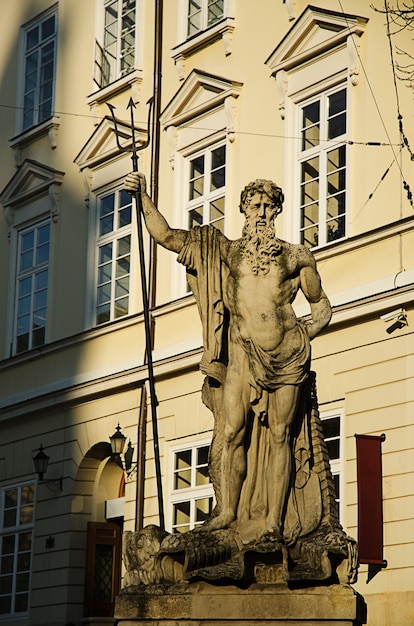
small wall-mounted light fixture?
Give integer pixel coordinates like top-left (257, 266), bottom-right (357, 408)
top-left (380, 308), bottom-right (408, 334)
top-left (33, 444), bottom-right (62, 492)
top-left (109, 424), bottom-right (136, 478)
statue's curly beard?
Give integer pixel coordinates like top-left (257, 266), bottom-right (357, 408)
top-left (240, 219), bottom-right (282, 275)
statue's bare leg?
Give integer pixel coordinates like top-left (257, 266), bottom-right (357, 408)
top-left (203, 347), bottom-right (250, 531)
top-left (265, 384), bottom-right (300, 538)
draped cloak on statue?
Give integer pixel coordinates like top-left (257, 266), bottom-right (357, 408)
top-left (177, 225), bottom-right (323, 545)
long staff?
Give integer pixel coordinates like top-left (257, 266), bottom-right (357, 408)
top-left (107, 98), bottom-right (165, 530)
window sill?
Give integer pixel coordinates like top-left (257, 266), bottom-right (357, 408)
top-left (171, 18), bottom-right (235, 80)
top-left (9, 117), bottom-right (60, 166)
top-left (87, 69), bottom-right (143, 116)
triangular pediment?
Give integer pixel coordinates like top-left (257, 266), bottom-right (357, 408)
top-left (160, 69), bottom-right (243, 128)
top-left (74, 115), bottom-right (147, 170)
top-left (0, 159), bottom-right (64, 208)
top-left (266, 5), bottom-right (368, 74)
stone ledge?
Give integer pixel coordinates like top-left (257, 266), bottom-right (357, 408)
top-left (115, 582), bottom-right (366, 625)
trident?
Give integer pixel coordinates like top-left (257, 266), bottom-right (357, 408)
top-left (107, 97), bottom-right (165, 530)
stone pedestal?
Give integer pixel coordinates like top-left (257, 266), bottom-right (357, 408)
top-left (115, 582), bottom-right (366, 626)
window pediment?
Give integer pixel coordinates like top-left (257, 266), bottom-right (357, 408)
top-left (0, 159), bottom-right (64, 230)
top-left (161, 69), bottom-right (242, 129)
top-left (266, 5), bottom-right (368, 74)
top-left (74, 115), bottom-right (147, 172)
top-left (160, 70), bottom-right (242, 165)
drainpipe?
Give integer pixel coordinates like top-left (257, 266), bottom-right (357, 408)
top-left (135, 0), bottom-right (164, 532)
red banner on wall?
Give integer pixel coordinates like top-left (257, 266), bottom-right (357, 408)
top-left (355, 433), bottom-right (386, 566)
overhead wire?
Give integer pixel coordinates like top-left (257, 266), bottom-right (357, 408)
top-left (337, 0), bottom-right (413, 208)
top-left (0, 101), bottom-right (404, 150)
top-left (383, 0), bottom-right (414, 207)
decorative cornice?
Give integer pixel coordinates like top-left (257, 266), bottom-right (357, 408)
top-left (171, 18), bottom-right (235, 80)
top-left (9, 117), bottom-right (61, 166)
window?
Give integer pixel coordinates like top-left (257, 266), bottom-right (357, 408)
top-left (186, 144), bottom-right (226, 233)
top-left (0, 483), bottom-right (35, 617)
top-left (187, 0), bottom-right (224, 38)
top-left (94, 0), bottom-right (136, 89)
top-left (321, 413), bottom-right (341, 506)
top-left (299, 87), bottom-right (347, 248)
top-left (14, 221), bottom-right (50, 354)
top-left (22, 10), bottom-right (57, 130)
top-left (170, 443), bottom-right (214, 533)
top-left (95, 188), bottom-right (133, 325)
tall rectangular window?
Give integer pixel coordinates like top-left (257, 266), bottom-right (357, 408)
top-left (94, 0), bottom-right (136, 89)
top-left (299, 87), bottom-right (347, 248)
top-left (14, 221), bottom-right (50, 354)
top-left (187, 0), bottom-right (224, 38)
top-left (23, 10), bottom-right (57, 130)
top-left (170, 443), bottom-right (214, 533)
top-left (321, 413), bottom-right (341, 507)
top-left (186, 143), bottom-right (226, 233)
top-left (0, 483), bottom-right (35, 618)
top-left (96, 189), bottom-right (133, 325)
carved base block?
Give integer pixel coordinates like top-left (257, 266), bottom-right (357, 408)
top-left (115, 582), bottom-right (366, 625)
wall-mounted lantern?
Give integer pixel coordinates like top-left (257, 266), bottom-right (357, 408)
top-left (33, 444), bottom-right (62, 492)
top-left (109, 424), bottom-right (136, 477)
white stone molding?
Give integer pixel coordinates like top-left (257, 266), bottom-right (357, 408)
top-left (224, 95), bottom-right (237, 142)
top-left (221, 24), bottom-right (234, 56)
top-left (275, 70), bottom-right (288, 120)
top-left (9, 117), bottom-right (61, 166)
top-left (284, 0), bottom-right (297, 21)
top-left (347, 32), bottom-right (361, 86)
top-left (48, 182), bottom-right (61, 223)
top-left (171, 18), bottom-right (235, 81)
top-left (266, 6), bottom-right (368, 100)
top-left (175, 54), bottom-right (186, 81)
top-left (166, 126), bottom-right (178, 169)
top-left (81, 168), bottom-right (94, 208)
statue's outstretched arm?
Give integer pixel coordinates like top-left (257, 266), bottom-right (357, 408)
top-left (125, 172), bottom-right (188, 253)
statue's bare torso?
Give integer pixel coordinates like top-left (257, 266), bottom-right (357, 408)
top-left (222, 237), bottom-right (311, 358)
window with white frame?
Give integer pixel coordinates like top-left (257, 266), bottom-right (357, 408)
top-left (22, 9), bottom-right (57, 131)
top-left (0, 483), bottom-right (35, 618)
top-left (186, 143), bottom-right (226, 232)
top-left (95, 188), bottom-right (134, 325)
top-left (299, 87), bottom-right (347, 249)
top-left (320, 413), bottom-right (341, 507)
top-left (169, 443), bottom-right (214, 533)
top-left (186, 0), bottom-right (224, 38)
top-left (184, 143), bottom-right (226, 292)
top-left (14, 221), bottom-right (51, 354)
top-left (94, 0), bottom-right (136, 89)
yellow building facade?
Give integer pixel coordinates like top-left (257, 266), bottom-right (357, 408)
top-left (0, 1), bottom-right (413, 625)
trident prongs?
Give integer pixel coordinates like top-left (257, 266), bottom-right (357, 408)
top-left (106, 93), bottom-right (165, 530)
top-left (107, 97), bottom-right (154, 171)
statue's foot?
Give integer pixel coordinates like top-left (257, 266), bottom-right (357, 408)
top-left (202, 512), bottom-right (235, 531)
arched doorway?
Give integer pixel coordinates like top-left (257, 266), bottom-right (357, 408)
top-left (71, 442), bottom-right (125, 621)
